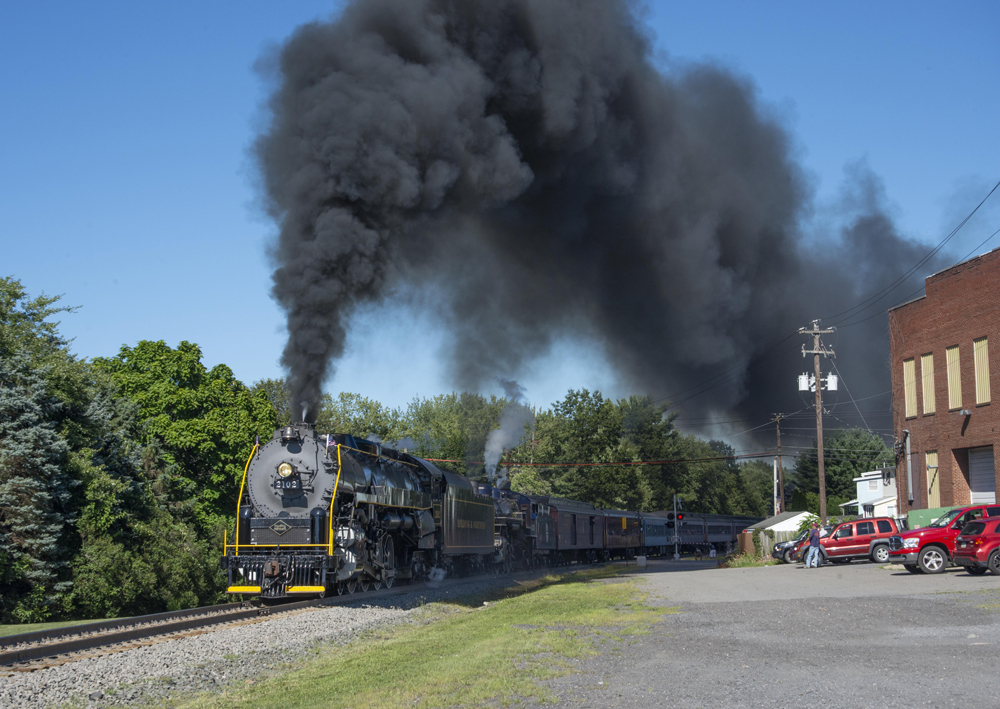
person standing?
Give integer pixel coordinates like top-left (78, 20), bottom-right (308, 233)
top-left (805, 523), bottom-right (821, 568)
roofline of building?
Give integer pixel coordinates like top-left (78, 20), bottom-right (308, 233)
top-left (926, 245), bottom-right (1000, 280)
top-left (888, 246), bottom-right (1000, 314)
top-left (888, 293), bottom-right (926, 313)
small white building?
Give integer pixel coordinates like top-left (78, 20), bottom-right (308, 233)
top-left (839, 470), bottom-right (897, 518)
top-left (746, 510), bottom-right (814, 535)
top-left (745, 510), bottom-right (814, 557)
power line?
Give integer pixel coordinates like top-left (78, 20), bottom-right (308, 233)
top-left (840, 222), bottom-right (1000, 331)
top-left (424, 451), bottom-right (776, 467)
top-left (825, 178), bottom-right (1000, 326)
top-left (647, 179), bottom-right (1000, 411)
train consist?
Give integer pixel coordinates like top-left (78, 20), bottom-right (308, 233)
top-left (221, 424), bottom-right (760, 599)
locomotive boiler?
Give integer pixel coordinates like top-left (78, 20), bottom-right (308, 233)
top-left (221, 423), bottom-right (519, 599)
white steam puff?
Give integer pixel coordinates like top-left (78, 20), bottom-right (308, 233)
top-left (484, 398), bottom-right (534, 484)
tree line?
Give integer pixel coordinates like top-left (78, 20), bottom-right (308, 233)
top-left (0, 277), bottom-right (891, 623)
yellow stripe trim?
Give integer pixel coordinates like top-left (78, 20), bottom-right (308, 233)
top-left (286, 586), bottom-right (326, 593)
top-left (226, 544), bottom-right (328, 549)
top-left (227, 586), bottom-right (261, 593)
top-left (233, 443), bottom-right (258, 556)
top-left (330, 444), bottom-right (342, 556)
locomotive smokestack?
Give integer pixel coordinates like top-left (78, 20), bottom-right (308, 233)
top-left (258, 0), bottom-right (937, 423)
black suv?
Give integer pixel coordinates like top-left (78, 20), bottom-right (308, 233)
top-left (773, 530), bottom-right (808, 563)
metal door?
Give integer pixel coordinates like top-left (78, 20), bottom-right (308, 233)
top-left (926, 451), bottom-right (940, 509)
top-left (969, 447), bottom-right (996, 505)
top-left (854, 520), bottom-right (876, 556)
top-left (826, 523), bottom-right (854, 558)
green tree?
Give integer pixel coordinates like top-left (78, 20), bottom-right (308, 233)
top-left (0, 277), bottom-right (76, 362)
top-left (0, 354), bottom-right (76, 622)
top-left (397, 392), bottom-right (507, 475)
top-left (252, 378), bottom-right (291, 426)
top-left (527, 391), bottom-right (657, 511)
top-left (790, 428), bottom-right (892, 500)
top-left (92, 341), bottom-right (277, 523)
top-left (738, 459), bottom-right (775, 517)
top-left (671, 436), bottom-right (746, 515)
top-left (315, 392), bottom-right (403, 442)
top-left (509, 466), bottom-right (552, 495)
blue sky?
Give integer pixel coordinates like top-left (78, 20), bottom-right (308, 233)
top-left (3, 1), bottom-right (999, 417)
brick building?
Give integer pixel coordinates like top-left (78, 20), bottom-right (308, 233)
top-left (889, 247), bottom-right (1000, 514)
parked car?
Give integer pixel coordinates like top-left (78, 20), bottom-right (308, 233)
top-left (952, 519), bottom-right (1000, 575)
top-left (789, 525), bottom-right (834, 563)
top-left (773, 530), bottom-right (808, 563)
top-left (794, 518), bottom-right (901, 564)
top-left (888, 505), bottom-right (1000, 574)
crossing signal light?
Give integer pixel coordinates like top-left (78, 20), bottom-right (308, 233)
top-left (667, 512), bottom-right (675, 529)
top-left (676, 513), bottom-right (684, 521)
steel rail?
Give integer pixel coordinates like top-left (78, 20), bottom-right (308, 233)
top-left (0, 601), bottom-right (303, 667)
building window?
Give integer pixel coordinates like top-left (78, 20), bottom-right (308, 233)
top-left (926, 451), bottom-right (939, 509)
top-left (903, 358), bottom-right (917, 418)
top-left (974, 336), bottom-right (990, 405)
top-left (921, 353), bottom-right (935, 414)
top-left (868, 479), bottom-right (878, 491)
top-left (947, 345), bottom-right (962, 410)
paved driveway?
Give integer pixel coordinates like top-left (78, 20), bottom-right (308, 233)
top-left (549, 559), bottom-right (1000, 708)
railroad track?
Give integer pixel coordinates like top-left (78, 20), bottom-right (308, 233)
top-left (0, 561), bottom-right (613, 674)
top-left (0, 599), bottom-right (316, 674)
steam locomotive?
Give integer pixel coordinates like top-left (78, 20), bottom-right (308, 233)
top-left (220, 424), bottom-right (759, 598)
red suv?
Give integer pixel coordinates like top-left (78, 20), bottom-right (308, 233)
top-left (952, 519), bottom-right (1000, 575)
top-left (795, 517), bottom-right (901, 564)
top-left (888, 505), bottom-right (1000, 574)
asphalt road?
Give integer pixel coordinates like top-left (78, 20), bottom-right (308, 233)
top-left (548, 559), bottom-right (1000, 708)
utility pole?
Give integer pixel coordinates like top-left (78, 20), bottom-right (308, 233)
top-left (771, 414), bottom-right (786, 513)
top-left (673, 494), bottom-right (679, 560)
top-left (799, 320), bottom-right (835, 525)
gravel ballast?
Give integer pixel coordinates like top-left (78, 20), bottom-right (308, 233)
top-left (0, 574), bottom-right (526, 709)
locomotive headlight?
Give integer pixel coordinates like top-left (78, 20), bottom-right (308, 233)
top-left (278, 463), bottom-right (293, 478)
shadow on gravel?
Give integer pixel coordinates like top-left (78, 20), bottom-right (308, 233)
top-left (334, 564), bottom-right (630, 611)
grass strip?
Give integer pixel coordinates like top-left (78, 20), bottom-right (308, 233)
top-left (0, 617), bottom-right (115, 639)
top-left (173, 566), bottom-right (672, 709)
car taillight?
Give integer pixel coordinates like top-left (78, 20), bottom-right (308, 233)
top-left (974, 537), bottom-right (985, 546)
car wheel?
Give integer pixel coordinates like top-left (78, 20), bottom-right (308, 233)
top-left (784, 550), bottom-right (793, 564)
top-left (989, 550), bottom-right (1000, 576)
top-left (967, 566), bottom-right (988, 576)
top-left (918, 546), bottom-right (947, 574)
top-left (904, 564), bottom-right (921, 574)
top-left (871, 545), bottom-right (890, 563)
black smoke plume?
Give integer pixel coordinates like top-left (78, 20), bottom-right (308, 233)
top-left (257, 0), bottom-right (938, 426)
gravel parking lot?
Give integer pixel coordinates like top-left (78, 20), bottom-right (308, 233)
top-left (550, 558), bottom-right (1000, 708)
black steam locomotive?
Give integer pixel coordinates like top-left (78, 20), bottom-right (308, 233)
top-left (221, 424), bottom-right (758, 598)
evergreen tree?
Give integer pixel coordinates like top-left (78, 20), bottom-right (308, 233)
top-left (0, 354), bottom-right (76, 622)
top-left (790, 428), bottom-right (892, 499)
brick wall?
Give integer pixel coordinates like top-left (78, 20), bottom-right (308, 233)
top-left (888, 247), bottom-right (1000, 514)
